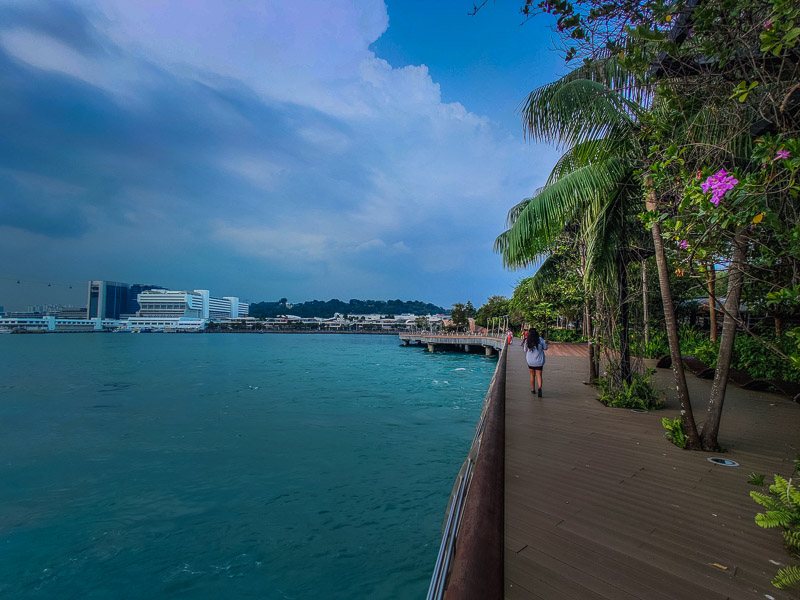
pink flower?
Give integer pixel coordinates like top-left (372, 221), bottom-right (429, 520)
top-left (701, 169), bottom-right (738, 206)
top-left (765, 20), bottom-right (773, 29)
top-left (679, 240), bottom-right (689, 249)
top-left (775, 149), bottom-right (791, 160)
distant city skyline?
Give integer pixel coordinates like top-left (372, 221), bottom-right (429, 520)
top-left (0, 0), bottom-right (565, 311)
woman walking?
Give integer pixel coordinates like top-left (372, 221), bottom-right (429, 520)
top-left (524, 328), bottom-right (547, 397)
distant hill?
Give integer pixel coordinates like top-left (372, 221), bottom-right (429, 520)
top-left (249, 298), bottom-right (448, 319)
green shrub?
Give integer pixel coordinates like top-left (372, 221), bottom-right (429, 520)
top-left (632, 327), bottom-right (669, 359)
top-left (661, 417), bottom-right (688, 448)
top-left (678, 325), bottom-right (719, 365)
top-left (597, 363), bottom-right (664, 410)
top-left (750, 463), bottom-right (800, 590)
top-left (674, 326), bottom-right (800, 382)
top-left (733, 333), bottom-right (800, 383)
top-left (547, 328), bottom-right (586, 342)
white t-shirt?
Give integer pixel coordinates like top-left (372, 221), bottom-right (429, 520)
top-left (525, 339), bottom-right (548, 367)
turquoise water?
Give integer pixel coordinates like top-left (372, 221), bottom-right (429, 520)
top-left (0, 334), bottom-right (495, 599)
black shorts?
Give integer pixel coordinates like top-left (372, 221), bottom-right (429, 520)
top-left (528, 365), bottom-right (543, 371)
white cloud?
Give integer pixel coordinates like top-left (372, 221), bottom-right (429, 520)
top-left (0, 28), bottom-right (99, 83)
top-left (0, 0), bottom-right (563, 308)
top-left (211, 221), bottom-right (331, 263)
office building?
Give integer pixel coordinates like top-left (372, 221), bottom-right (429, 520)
top-left (87, 281), bottom-right (163, 319)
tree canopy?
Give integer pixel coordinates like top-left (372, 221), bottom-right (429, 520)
top-left (249, 298), bottom-right (447, 319)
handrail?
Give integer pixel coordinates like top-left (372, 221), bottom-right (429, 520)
top-left (426, 342), bottom-right (507, 600)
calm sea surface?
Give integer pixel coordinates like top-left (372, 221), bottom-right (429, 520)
top-left (0, 333), bottom-right (496, 599)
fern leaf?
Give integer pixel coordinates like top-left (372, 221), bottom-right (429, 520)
top-left (770, 475), bottom-right (789, 498)
top-left (751, 491), bottom-right (783, 511)
top-left (772, 564), bottom-right (800, 589)
top-left (784, 530), bottom-right (800, 556)
top-left (756, 510), bottom-right (792, 528)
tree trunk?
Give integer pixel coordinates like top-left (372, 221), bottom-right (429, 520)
top-left (617, 257), bottom-right (632, 386)
top-left (707, 264), bottom-right (717, 342)
top-left (593, 295), bottom-right (602, 378)
top-left (700, 228), bottom-right (748, 451)
top-left (587, 296), bottom-right (597, 381)
top-left (642, 259), bottom-right (650, 351)
top-left (645, 177), bottom-right (701, 449)
top-left (581, 244), bottom-right (597, 381)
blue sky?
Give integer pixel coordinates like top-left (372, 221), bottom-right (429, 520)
top-left (0, 0), bottom-right (565, 311)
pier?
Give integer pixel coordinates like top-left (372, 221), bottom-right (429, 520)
top-left (398, 332), bottom-right (504, 356)
top-left (411, 339), bottom-right (800, 600)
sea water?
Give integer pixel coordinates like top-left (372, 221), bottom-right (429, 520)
top-left (0, 333), bottom-right (495, 599)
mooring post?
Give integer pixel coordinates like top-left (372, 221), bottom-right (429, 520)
top-left (427, 343), bottom-right (435, 352)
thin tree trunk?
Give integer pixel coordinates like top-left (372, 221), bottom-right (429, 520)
top-left (642, 259), bottom-right (650, 351)
top-left (645, 177), bottom-right (701, 449)
top-left (618, 257), bottom-right (632, 386)
top-left (594, 295), bottom-right (602, 378)
top-left (707, 263), bottom-right (717, 342)
top-left (586, 296), bottom-right (597, 381)
top-left (701, 228), bottom-right (748, 451)
top-left (581, 244), bottom-right (597, 381)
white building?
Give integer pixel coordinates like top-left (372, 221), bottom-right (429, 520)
top-left (133, 289), bottom-right (247, 320)
top-left (124, 289), bottom-right (248, 330)
top-left (0, 316), bottom-right (124, 332)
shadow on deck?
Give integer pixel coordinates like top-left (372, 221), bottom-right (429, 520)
top-left (504, 341), bottom-right (800, 600)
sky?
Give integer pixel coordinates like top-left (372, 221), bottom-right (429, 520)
top-left (0, 0), bottom-right (567, 311)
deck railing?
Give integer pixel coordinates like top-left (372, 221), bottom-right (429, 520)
top-left (426, 341), bottom-right (507, 600)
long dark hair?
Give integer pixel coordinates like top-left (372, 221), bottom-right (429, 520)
top-left (525, 328), bottom-right (541, 351)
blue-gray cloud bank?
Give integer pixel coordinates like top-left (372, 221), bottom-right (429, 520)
top-left (0, 0), bottom-right (548, 310)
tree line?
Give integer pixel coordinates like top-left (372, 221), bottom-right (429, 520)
top-left (249, 298), bottom-right (447, 319)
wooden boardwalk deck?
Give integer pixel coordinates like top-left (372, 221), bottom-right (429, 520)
top-left (504, 342), bottom-right (800, 600)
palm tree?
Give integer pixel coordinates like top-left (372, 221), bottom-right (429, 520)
top-left (497, 57), bottom-right (704, 448)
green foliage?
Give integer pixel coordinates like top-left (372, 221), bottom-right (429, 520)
top-left (548, 328), bottom-right (585, 342)
top-left (732, 333), bottom-right (800, 383)
top-left (249, 298), bottom-right (446, 319)
top-left (450, 303), bottom-right (469, 330)
top-left (662, 416), bottom-right (690, 448)
top-left (637, 327), bottom-right (669, 359)
top-left (760, 0), bottom-right (800, 56)
top-left (476, 295), bottom-right (510, 327)
top-left (498, 0), bottom-right (800, 453)
top-left (661, 416), bottom-right (688, 448)
top-left (751, 465), bottom-right (800, 589)
top-left (656, 324), bottom-right (800, 382)
top-left (678, 326), bottom-right (719, 366)
top-left (465, 301), bottom-right (478, 319)
top-left (598, 364), bottom-right (664, 410)
top-left (749, 473), bottom-right (767, 486)
top-left (510, 253), bottom-right (587, 334)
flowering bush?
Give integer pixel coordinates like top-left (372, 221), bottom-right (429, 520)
top-left (700, 169), bottom-right (739, 206)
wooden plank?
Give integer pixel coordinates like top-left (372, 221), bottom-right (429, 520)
top-left (503, 350), bottom-right (800, 600)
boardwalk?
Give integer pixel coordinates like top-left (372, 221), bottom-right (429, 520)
top-left (504, 342), bottom-right (800, 600)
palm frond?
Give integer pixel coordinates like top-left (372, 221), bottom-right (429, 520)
top-left (546, 53), bottom-right (651, 105)
top-left (520, 78), bottom-right (642, 148)
top-left (496, 159), bottom-right (629, 269)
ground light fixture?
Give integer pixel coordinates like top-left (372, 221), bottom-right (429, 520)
top-left (707, 457), bottom-right (740, 467)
